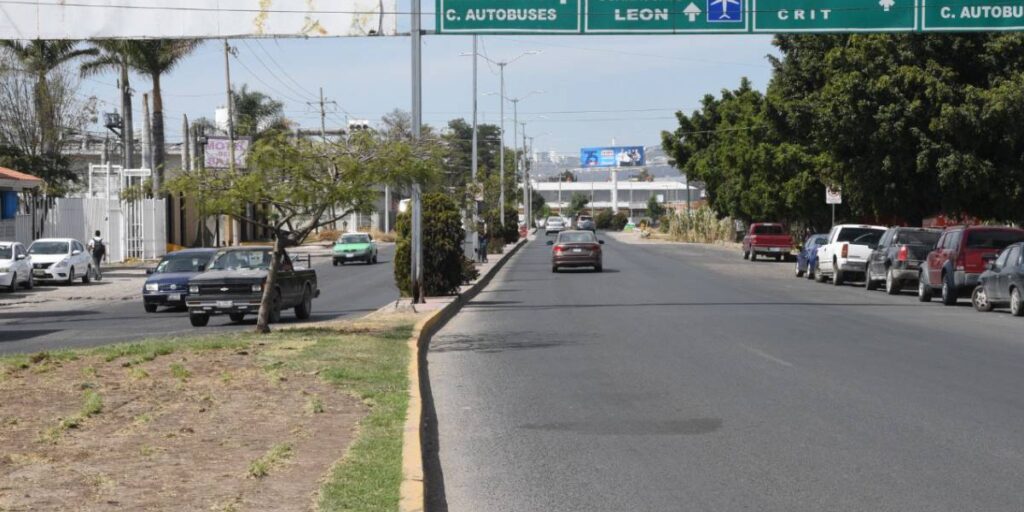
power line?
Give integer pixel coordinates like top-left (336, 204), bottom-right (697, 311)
top-left (229, 51), bottom-right (308, 104)
top-left (240, 39), bottom-right (317, 102)
top-left (257, 40), bottom-right (320, 100)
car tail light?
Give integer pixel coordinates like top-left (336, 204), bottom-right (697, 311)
top-left (591, 244), bottom-right (601, 252)
top-left (554, 245), bottom-right (565, 254)
top-left (897, 245), bottom-right (909, 262)
top-left (841, 243), bottom-right (849, 258)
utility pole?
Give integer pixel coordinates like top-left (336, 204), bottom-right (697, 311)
top-left (224, 39), bottom-right (238, 246)
top-left (498, 62), bottom-right (506, 227)
top-left (308, 87), bottom-right (338, 142)
top-left (470, 35), bottom-right (479, 258)
top-left (411, 0), bottom-right (424, 303)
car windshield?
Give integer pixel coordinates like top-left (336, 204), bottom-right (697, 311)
top-left (579, 216), bottom-right (593, 222)
top-left (966, 229), bottom-right (1024, 250)
top-left (547, 217), bottom-right (563, 224)
top-left (837, 228), bottom-right (884, 243)
top-left (806, 235), bottom-right (827, 246)
top-left (209, 249), bottom-right (272, 271)
top-left (156, 253), bottom-right (212, 273)
top-left (29, 241), bottom-right (69, 255)
top-left (559, 232), bottom-right (597, 244)
top-left (0, 247), bottom-right (11, 259)
top-left (754, 225), bottom-right (784, 235)
top-left (895, 230), bottom-right (940, 246)
top-left (339, 234), bottom-right (370, 244)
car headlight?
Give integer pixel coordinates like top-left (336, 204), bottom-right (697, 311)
top-left (189, 285), bottom-right (199, 294)
top-left (0, 266), bottom-right (8, 273)
top-left (145, 283), bottom-right (159, 292)
top-left (251, 283), bottom-right (263, 293)
top-left (53, 258), bottom-right (69, 268)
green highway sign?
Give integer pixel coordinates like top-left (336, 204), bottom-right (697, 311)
top-left (437, 0), bottom-right (581, 33)
top-left (752, 0), bottom-right (917, 32)
top-left (922, 0), bottom-right (1024, 31)
top-left (584, 0), bottom-right (748, 34)
top-left (435, 0), bottom-right (1024, 34)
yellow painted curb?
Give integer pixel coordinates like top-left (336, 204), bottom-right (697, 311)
top-left (398, 237), bottom-right (528, 512)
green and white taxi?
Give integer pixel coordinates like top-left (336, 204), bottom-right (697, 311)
top-left (332, 233), bottom-right (378, 265)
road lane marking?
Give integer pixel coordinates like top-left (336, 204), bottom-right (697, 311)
top-left (741, 344), bottom-right (793, 367)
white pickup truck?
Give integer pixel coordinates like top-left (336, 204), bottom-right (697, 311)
top-left (815, 224), bottom-right (888, 285)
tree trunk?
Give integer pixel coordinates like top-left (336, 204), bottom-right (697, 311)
top-left (150, 72), bottom-right (165, 193)
top-left (34, 75), bottom-right (55, 157)
top-left (120, 63), bottom-right (134, 169)
top-left (255, 233), bottom-right (285, 334)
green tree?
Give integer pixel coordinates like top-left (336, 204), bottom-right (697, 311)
top-left (564, 192), bottom-right (590, 218)
top-left (166, 131), bottom-right (440, 333)
top-left (123, 40), bottom-right (202, 192)
top-left (646, 195), bottom-right (665, 219)
top-left (394, 193), bottom-right (474, 296)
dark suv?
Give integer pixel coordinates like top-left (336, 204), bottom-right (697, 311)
top-left (918, 226), bottom-right (1024, 305)
top-left (864, 227), bottom-right (941, 294)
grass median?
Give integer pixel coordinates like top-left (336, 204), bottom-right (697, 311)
top-left (0, 313), bottom-right (417, 512)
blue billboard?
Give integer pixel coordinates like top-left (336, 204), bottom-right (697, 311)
top-left (580, 146), bottom-right (645, 168)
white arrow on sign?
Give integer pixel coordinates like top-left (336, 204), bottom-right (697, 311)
top-left (879, 0), bottom-right (895, 12)
top-left (683, 2), bottom-right (702, 21)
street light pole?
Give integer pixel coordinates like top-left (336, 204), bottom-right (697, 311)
top-left (498, 62), bottom-right (506, 227)
top-left (471, 35), bottom-right (479, 257)
top-left (410, 0), bottom-right (423, 302)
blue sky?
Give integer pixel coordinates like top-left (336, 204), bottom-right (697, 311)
top-left (77, 3), bottom-right (779, 158)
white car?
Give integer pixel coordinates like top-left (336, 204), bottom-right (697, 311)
top-left (28, 238), bottom-right (95, 285)
top-left (545, 216), bottom-right (566, 235)
top-left (815, 224), bottom-right (888, 285)
top-left (0, 241), bottom-right (33, 291)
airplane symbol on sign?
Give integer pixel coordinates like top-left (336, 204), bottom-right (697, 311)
top-left (707, 0), bottom-right (742, 22)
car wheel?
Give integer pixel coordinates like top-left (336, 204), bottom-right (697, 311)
top-left (23, 273), bottom-right (33, 290)
top-left (595, 264), bottom-right (603, 273)
top-left (1011, 288), bottom-right (1024, 317)
top-left (189, 313), bottom-right (210, 327)
top-left (551, 265), bottom-right (558, 273)
top-left (865, 270), bottom-right (878, 291)
top-left (66, 267), bottom-right (75, 285)
top-left (775, 255), bottom-right (782, 262)
top-left (742, 250), bottom-right (749, 260)
top-left (295, 287), bottom-right (312, 320)
top-left (229, 312), bottom-right (246, 323)
top-left (144, 303), bottom-right (158, 313)
top-left (750, 252), bottom-right (757, 261)
top-left (6, 272), bottom-right (16, 292)
top-left (941, 273), bottom-right (957, 306)
top-left (972, 286), bottom-right (994, 312)
top-left (372, 254), bottom-right (378, 264)
top-left (832, 266), bottom-right (844, 286)
top-left (885, 268), bottom-right (900, 295)
top-left (918, 276), bottom-right (933, 302)
top-left (82, 265), bottom-right (91, 284)
top-left (814, 267), bottom-right (826, 283)
top-left (332, 260), bottom-right (338, 267)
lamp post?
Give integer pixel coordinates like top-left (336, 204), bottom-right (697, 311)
top-left (464, 50), bottom-right (542, 226)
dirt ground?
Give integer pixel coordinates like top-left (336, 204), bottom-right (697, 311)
top-left (0, 342), bottom-right (365, 511)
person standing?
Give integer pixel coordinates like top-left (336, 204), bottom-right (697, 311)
top-left (87, 230), bottom-right (106, 281)
top-left (477, 221), bottom-right (489, 263)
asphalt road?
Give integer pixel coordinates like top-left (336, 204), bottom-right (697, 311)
top-left (0, 245), bottom-right (398, 354)
top-left (429, 234), bottom-right (1024, 511)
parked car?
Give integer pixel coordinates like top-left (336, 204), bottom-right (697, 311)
top-left (548, 230), bottom-right (604, 273)
top-left (142, 248), bottom-right (216, 312)
top-left (742, 223), bottom-right (794, 261)
top-left (971, 242), bottom-right (1024, 315)
top-left (27, 238), bottom-right (95, 284)
top-left (864, 227), bottom-right (941, 294)
top-left (332, 233), bottom-right (378, 265)
top-left (577, 215), bottom-right (596, 232)
top-left (815, 224), bottom-right (887, 285)
top-left (186, 246), bottom-right (319, 327)
top-left (795, 234), bottom-right (828, 278)
top-left (545, 216), bottom-right (567, 235)
top-left (919, 225), bottom-right (1024, 305)
top-left (0, 241), bottom-right (33, 291)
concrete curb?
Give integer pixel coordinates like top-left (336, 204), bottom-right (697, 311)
top-left (399, 236), bottom-right (529, 512)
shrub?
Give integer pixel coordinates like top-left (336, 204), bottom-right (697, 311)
top-left (394, 193), bottom-right (475, 296)
top-left (595, 209), bottom-right (613, 229)
top-left (369, 229), bottom-right (396, 243)
top-left (666, 206), bottom-right (736, 243)
top-left (316, 229), bottom-right (341, 243)
top-left (658, 215), bottom-right (672, 233)
top-left (610, 212), bottom-right (629, 231)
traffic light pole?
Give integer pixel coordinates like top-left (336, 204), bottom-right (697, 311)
top-left (411, 0), bottom-right (424, 303)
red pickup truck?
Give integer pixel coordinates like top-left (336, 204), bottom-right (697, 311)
top-left (743, 223), bottom-right (794, 261)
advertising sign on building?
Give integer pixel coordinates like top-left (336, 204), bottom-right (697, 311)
top-left (0, 0), bottom-right (397, 39)
top-left (580, 146), bottom-right (646, 168)
top-left (204, 137), bottom-right (250, 170)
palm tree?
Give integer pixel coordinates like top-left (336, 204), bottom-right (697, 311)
top-left (123, 40), bottom-right (202, 191)
top-left (80, 40), bottom-right (134, 168)
top-left (0, 41), bottom-right (97, 156)
top-left (232, 84), bottom-right (290, 141)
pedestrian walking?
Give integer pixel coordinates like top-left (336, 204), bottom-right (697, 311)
top-left (478, 221), bottom-right (489, 263)
top-left (87, 230), bottom-right (106, 281)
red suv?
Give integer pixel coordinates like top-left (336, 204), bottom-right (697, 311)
top-left (919, 226), bottom-right (1024, 305)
